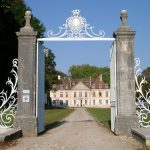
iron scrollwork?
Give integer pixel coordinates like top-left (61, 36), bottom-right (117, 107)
top-left (0, 59), bottom-right (18, 128)
top-left (47, 9), bottom-right (105, 38)
top-left (135, 58), bottom-right (150, 127)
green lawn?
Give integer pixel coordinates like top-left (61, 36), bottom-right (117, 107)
top-left (45, 108), bottom-right (74, 129)
top-left (86, 108), bottom-right (111, 129)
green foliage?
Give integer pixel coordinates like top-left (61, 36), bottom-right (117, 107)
top-left (69, 64), bottom-right (110, 84)
top-left (86, 108), bottom-right (111, 129)
top-left (0, 0), bottom-right (45, 90)
top-left (45, 49), bottom-right (56, 93)
top-left (142, 67), bottom-right (150, 92)
top-left (45, 49), bottom-right (67, 93)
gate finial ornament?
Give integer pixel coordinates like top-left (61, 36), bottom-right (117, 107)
top-left (25, 11), bottom-right (32, 28)
top-left (120, 10), bottom-right (128, 26)
top-left (72, 9), bottom-right (80, 16)
top-left (47, 9), bottom-right (105, 38)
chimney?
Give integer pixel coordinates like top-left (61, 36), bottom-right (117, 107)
top-left (68, 77), bottom-right (71, 87)
top-left (58, 75), bottom-right (61, 80)
top-left (90, 76), bottom-right (92, 87)
top-left (99, 74), bottom-right (103, 81)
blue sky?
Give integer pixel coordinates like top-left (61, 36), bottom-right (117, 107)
top-left (24, 0), bottom-right (150, 74)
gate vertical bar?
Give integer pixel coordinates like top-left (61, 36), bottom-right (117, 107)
top-left (14, 11), bottom-right (38, 136)
top-left (36, 41), bottom-right (45, 133)
top-left (110, 41), bottom-right (117, 132)
top-left (114, 10), bottom-right (139, 135)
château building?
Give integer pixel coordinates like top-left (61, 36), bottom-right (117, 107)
top-left (50, 75), bottom-right (110, 108)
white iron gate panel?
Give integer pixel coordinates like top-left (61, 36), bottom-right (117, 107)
top-left (36, 42), bottom-right (45, 133)
top-left (110, 41), bottom-right (117, 132)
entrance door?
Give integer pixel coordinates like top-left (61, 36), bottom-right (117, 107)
top-left (36, 42), bottom-right (45, 133)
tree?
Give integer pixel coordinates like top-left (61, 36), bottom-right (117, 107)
top-left (68, 64), bottom-right (110, 84)
top-left (142, 67), bottom-right (150, 91)
top-left (45, 49), bottom-right (67, 92)
top-left (0, 0), bottom-right (45, 90)
top-left (45, 49), bottom-right (56, 93)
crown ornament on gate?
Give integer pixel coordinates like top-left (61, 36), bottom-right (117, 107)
top-left (72, 9), bottom-right (80, 16)
top-left (47, 9), bottom-right (105, 38)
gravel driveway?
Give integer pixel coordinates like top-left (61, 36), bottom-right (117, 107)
top-left (6, 108), bottom-right (142, 150)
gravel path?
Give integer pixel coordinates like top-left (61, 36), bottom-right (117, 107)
top-left (6, 108), bottom-right (142, 150)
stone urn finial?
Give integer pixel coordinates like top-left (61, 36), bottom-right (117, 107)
top-left (24, 10), bottom-right (32, 28)
top-left (120, 10), bottom-right (128, 26)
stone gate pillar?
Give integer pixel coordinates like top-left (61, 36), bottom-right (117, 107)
top-left (114, 10), bottom-right (139, 135)
top-left (14, 11), bottom-right (38, 136)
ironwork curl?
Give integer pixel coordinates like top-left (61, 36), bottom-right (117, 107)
top-left (47, 9), bottom-right (105, 38)
top-left (135, 58), bottom-right (150, 127)
top-left (0, 59), bottom-right (18, 128)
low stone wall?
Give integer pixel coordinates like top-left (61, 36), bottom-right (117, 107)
top-left (132, 128), bottom-right (150, 146)
top-left (0, 128), bottom-right (22, 142)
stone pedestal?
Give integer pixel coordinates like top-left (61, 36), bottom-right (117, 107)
top-left (14, 116), bottom-right (37, 137)
top-left (115, 115), bottom-right (139, 136)
top-left (114, 10), bottom-right (139, 135)
top-left (14, 11), bottom-right (38, 136)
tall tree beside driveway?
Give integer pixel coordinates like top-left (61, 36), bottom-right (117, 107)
top-left (0, 0), bottom-right (45, 90)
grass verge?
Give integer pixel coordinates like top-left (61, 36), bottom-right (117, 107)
top-left (86, 108), bottom-right (111, 129)
top-left (45, 108), bottom-right (74, 130)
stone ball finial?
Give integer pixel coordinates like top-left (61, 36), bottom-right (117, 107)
top-left (25, 11), bottom-right (31, 16)
top-left (120, 10), bottom-right (128, 26)
top-left (24, 10), bottom-right (32, 28)
top-left (121, 10), bottom-right (128, 15)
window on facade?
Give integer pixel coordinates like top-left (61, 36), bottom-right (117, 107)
top-left (79, 92), bottom-right (82, 97)
top-left (66, 100), bottom-right (68, 106)
top-left (92, 91), bottom-right (95, 97)
top-left (60, 100), bottom-right (63, 105)
top-left (105, 91), bottom-right (109, 97)
top-left (99, 92), bottom-right (102, 97)
top-left (89, 100), bottom-right (91, 105)
top-left (54, 94), bottom-right (56, 97)
top-left (85, 92), bottom-right (87, 97)
top-left (65, 92), bottom-right (68, 97)
top-left (53, 100), bottom-right (56, 105)
top-left (65, 85), bottom-right (68, 89)
top-left (85, 100), bottom-right (87, 105)
top-left (99, 100), bottom-right (102, 105)
top-left (74, 100), bottom-right (76, 105)
top-left (74, 92), bottom-right (76, 97)
top-left (105, 100), bottom-right (109, 104)
top-left (93, 100), bottom-right (95, 105)
top-left (60, 92), bottom-right (63, 97)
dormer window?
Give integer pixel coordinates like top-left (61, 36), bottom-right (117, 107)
top-left (65, 85), bottom-right (68, 89)
top-left (99, 84), bottom-right (102, 89)
top-left (60, 84), bottom-right (63, 90)
top-left (92, 84), bottom-right (95, 89)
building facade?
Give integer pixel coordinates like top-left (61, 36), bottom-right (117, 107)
top-left (50, 75), bottom-right (110, 108)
